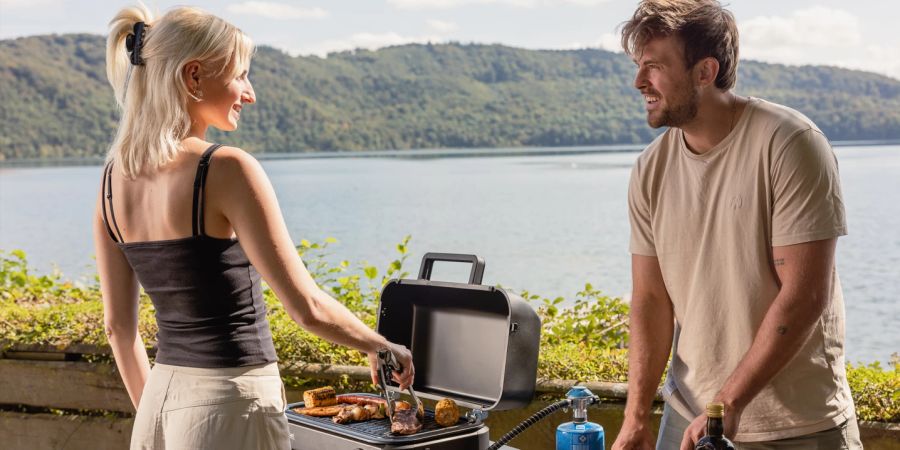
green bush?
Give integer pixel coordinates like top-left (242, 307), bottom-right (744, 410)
top-left (847, 357), bottom-right (900, 422)
top-left (1, 243), bottom-right (898, 422)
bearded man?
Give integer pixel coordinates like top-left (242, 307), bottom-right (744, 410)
top-left (612, 1), bottom-right (861, 449)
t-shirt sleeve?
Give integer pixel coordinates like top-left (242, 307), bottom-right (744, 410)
top-left (771, 128), bottom-right (848, 247)
top-left (628, 159), bottom-right (657, 256)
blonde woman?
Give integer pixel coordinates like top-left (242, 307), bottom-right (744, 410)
top-left (94, 5), bottom-right (414, 449)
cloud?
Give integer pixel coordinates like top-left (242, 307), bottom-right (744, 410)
top-left (560, 0), bottom-right (611, 5)
top-left (739, 7), bottom-right (898, 80)
top-left (595, 32), bottom-right (620, 52)
top-left (290, 32), bottom-right (446, 57)
top-left (826, 43), bottom-right (900, 80)
top-left (560, 33), bottom-right (621, 52)
top-left (741, 7), bottom-right (860, 54)
top-left (226, 2), bottom-right (328, 20)
top-left (0, 0), bottom-right (62, 8)
top-left (387, 0), bottom-right (609, 10)
top-left (427, 19), bottom-right (459, 33)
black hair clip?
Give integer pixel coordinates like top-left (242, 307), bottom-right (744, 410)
top-left (125, 22), bottom-right (147, 66)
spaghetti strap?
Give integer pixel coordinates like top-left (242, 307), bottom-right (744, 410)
top-left (101, 162), bottom-right (125, 243)
top-left (191, 144), bottom-right (224, 237)
top-left (100, 162), bottom-right (119, 243)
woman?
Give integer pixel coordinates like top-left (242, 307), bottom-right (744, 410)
top-left (93, 5), bottom-right (414, 449)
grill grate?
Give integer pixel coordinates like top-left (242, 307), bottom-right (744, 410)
top-left (295, 409), bottom-right (459, 437)
top-left (286, 401), bottom-right (481, 445)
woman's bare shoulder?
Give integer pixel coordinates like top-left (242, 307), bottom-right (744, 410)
top-left (210, 146), bottom-right (266, 179)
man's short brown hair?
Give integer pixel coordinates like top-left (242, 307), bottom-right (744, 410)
top-left (621, 0), bottom-right (739, 90)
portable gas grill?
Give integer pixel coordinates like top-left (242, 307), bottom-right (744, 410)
top-left (286, 253), bottom-right (541, 450)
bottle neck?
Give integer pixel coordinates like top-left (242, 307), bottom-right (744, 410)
top-left (706, 417), bottom-right (724, 437)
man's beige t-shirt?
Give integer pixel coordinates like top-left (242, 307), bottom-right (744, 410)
top-left (628, 98), bottom-right (853, 442)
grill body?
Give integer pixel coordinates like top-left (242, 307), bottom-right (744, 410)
top-left (285, 254), bottom-right (539, 450)
top-left (286, 401), bottom-right (488, 450)
top-left (287, 419), bottom-right (489, 450)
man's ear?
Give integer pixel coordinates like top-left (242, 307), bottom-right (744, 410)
top-left (695, 57), bottom-right (719, 87)
top-left (182, 61), bottom-right (201, 90)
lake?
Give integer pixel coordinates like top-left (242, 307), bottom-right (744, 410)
top-left (1, 145), bottom-right (897, 364)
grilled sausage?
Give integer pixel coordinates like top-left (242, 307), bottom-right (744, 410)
top-left (336, 394), bottom-right (387, 406)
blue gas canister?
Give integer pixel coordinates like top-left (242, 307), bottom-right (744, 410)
top-left (556, 386), bottom-right (604, 450)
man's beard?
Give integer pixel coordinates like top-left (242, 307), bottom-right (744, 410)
top-left (648, 85), bottom-right (700, 129)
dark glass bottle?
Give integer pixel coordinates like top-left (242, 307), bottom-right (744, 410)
top-left (694, 402), bottom-right (736, 450)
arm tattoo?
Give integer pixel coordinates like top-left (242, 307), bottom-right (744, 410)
top-left (774, 258), bottom-right (785, 267)
top-left (777, 325), bottom-right (788, 335)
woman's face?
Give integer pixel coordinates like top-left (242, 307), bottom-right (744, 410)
top-left (189, 62), bottom-right (256, 132)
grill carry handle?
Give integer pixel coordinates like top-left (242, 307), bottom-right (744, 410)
top-left (418, 253), bottom-right (485, 285)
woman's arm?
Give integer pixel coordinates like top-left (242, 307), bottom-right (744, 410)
top-left (93, 186), bottom-right (150, 409)
top-left (209, 148), bottom-right (414, 389)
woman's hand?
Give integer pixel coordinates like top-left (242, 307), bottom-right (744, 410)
top-left (368, 342), bottom-right (415, 390)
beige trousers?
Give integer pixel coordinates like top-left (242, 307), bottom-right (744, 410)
top-left (656, 403), bottom-right (863, 450)
top-left (130, 362), bottom-right (290, 450)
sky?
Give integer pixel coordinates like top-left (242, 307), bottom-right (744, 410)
top-left (0, 0), bottom-right (898, 80)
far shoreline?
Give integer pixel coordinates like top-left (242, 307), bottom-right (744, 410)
top-left (1, 139), bottom-right (898, 168)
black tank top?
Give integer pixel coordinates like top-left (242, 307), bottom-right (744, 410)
top-left (101, 144), bottom-right (278, 368)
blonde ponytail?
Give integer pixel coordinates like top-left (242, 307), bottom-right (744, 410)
top-left (105, 4), bottom-right (254, 178)
top-left (106, 4), bottom-right (152, 108)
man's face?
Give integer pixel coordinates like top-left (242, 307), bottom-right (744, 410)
top-left (632, 35), bottom-right (699, 129)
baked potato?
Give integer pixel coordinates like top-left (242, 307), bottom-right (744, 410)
top-left (434, 398), bottom-right (460, 427)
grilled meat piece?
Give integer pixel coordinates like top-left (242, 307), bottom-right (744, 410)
top-left (393, 400), bottom-right (424, 418)
top-left (333, 405), bottom-right (365, 424)
top-left (365, 403), bottom-right (386, 419)
top-left (332, 403), bottom-right (386, 424)
top-left (390, 408), bottom-right (423, 435)
top-left (291, 404), bottom-right (347, 417)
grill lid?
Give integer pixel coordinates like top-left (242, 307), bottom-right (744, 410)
top-left (376, 253), bottom-right (541, 412)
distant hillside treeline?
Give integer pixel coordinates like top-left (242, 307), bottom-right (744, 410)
top-left (1, 34), bottom-right (899, 160)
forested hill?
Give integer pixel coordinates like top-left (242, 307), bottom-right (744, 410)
top-left (2, 33), bottom-right (899, 160)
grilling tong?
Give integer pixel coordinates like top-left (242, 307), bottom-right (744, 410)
top-left (376, 349), bottom-right (423, 421)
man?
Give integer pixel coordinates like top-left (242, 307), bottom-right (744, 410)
top-left (611, 1), bottom-right (862, 449)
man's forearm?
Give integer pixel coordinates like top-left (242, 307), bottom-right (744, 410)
top-left (716, 287), bottom-right (830, 412)
top-left (716, 240), bottom-right (836, 413)
top-left (624, 293), bottom-right (674, 421)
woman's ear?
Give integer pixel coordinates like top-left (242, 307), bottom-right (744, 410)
top-left (182, 61), bottom-right (201, 90)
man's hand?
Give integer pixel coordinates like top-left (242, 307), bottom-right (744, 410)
top-left (612, 418), bottom-right (656, 450)
top-left (679, 406), bottom-right (742, 450)
top-left (613, 255), bottom-right (674, 450)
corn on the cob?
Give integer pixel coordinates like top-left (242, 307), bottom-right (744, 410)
top-left (303, 386), bottom-right (337, 407)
